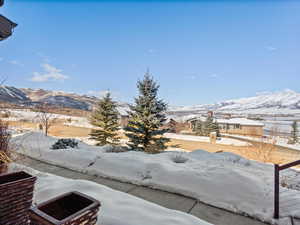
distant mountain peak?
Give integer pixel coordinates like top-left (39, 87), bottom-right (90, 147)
top-left (0, 86), bottom-right (129, 112)
top-left (171, 89), bottom-right (300, 115)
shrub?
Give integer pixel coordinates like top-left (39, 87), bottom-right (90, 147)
top-left (0, 111), bottom-right (10, 118)
top-left (0, 120), bottom-right (11, 164)
top-left (171, 153), bottom-right (189, 163)
top-left (105, 145), bottom-right (129, 153)
top-left (51, 138), bottom-right (79, 150)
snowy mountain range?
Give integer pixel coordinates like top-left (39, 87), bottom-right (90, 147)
top-left (170, 89), bottom-right (300, 115)
top-left (0, 86), bottom-right (97, 110)
top-left (0, 86), bottom-right (31, 103)
top-left (1, 86), bottom-right (300, 115)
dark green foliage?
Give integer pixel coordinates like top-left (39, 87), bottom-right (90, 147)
top-left (89, 93), bottom-right (120, 146)
top-left (124, 73), bottom-right (170, 153)
top-left (195, 120), bottom-right (204, 136)
top-left (212, 121), bottom-right (220, 137)
top-left (168, 119), bottom-right (177, 133)
top-left (291, 121), bottom-right (299, 144)
top-left (194, 116), bottom-right (220, 137)
top-left (51, 139), bottom-right (78, 150)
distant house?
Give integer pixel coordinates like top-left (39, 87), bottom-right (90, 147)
top-left (187, 116), bottom-right (264, 137)
top-left (217, 118), bottom-right (264, 136)
top-left (117, 106), bottom-right (129, 128)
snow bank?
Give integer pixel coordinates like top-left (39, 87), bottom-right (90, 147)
top-left (165, 133), bottom-right (251, 146)
top-left (12, 132), bottom-right (300, 224)
top-left (8, 164), bottom-right (210, 225)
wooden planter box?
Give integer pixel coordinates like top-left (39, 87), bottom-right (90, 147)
top-left (0, 171), bottom-right (37, 225)
top-left (29, 191), bottom-right (101, 225)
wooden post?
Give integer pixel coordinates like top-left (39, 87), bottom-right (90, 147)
top-left (274, 164), bottom-right (279, 219)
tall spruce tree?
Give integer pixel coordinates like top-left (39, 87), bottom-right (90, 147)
top-left (125, 73), bottom-right (170, 153)
top-left (291, 121), bottom-right (298, 144)
top-left (212, 121), bottom-right (220, 137)
top-left (195, 120), bottom-right (204, 136)
top-left (89, 92), bottom-right (120, 146)
top-left (197, 116), bottom-right (220, 137)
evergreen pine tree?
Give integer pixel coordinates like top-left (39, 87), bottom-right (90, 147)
top-left (291, 121), bottom-right (298, 144)
top-left (202, 116), bottom-right (220, 136)
top-left (168, 119), bottom-right (177, 133)
top-left (203, 116), bottom-right (214, 136)
top-left (212, 121), bottom-right (220, 137)
top-left (89, 92), bottom-right (120, 146)
top-left (124, 73), bottom-right (170, 153)
top-left (195, 120), bottom-right (204, 136)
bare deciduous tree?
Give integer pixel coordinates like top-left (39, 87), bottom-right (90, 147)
top-left (248, 125), bottom-right (279, 163)
top-left (36, 103), bottom-right (56, 136)
top-left (0, 119), bottom-right (11, 155)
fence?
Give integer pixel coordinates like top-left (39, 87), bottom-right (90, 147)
top-left (274, 160), bottom-right (300, 219)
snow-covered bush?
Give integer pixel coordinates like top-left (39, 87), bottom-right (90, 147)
top-left (105, 145), bottom-right (129, 153)
top-left (171, 153), bottom-right (189, 163)
top-left (51, 138), bottom-right (78, 150)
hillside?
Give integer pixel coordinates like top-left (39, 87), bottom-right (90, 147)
top-left (0, 86), bottom-right (97, 110)
top-left (170, 89), bottom-right (300, 115)
top-left (2, 86), bottom-right (300, 115)
top-left (0, 86), bottom-right (31, 103)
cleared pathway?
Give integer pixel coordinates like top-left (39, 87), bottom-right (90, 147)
top-left (17, 156), bottom-right (268, 225)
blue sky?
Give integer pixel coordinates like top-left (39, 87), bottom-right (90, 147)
top-left (1, 0), bottom-right (300, 106)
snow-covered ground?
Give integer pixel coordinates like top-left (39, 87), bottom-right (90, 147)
top-left (227, 134), bottom-right (300, 151)
top-left (164, 133), bottom-right (251, 147)
top-left (63, 117), bottom-right (95, 129)
top-left (4, 109), bottom-right (81, 122)
top-left (263, 119), bottom-right (300, 136)
top-left (12, 132), bottom-right (300, 224)
top-left (8, 164), bottom-right (210, 225)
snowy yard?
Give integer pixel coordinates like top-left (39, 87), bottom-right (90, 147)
top-left (3, 109), bottom-right (87, 125)
top-left (227, 134), bottom-right (300, 151)
top-left (12, 132), bottom-right (300, 224)
top-left (164, 133), bottom-right (251, 147)
top-left (8, 163), bottom-right (210, 225)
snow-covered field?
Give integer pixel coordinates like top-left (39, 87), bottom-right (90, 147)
top-left (8, 164), bottom-right (210, 225)
top-left (63, 117), bottom-right (95, 128)
top-left (12, 132), bottom-right (300, 224)
top-left (3, 109), bottom-right (81, 122)
top-left (164, 133), bottom-right (251, 146)
top-left (227, 134), bottom-right (300, 151)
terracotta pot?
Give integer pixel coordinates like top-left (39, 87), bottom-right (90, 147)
top-left (0, 171), bottom-right (37, 225)
top-left (0, 162), bottom-right (8, 174)
top-left (29, 191), bottom-right (101, 225)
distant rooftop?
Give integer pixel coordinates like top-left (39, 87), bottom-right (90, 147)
top-left (187, 116), bottom-right (264, 127)
top-left (217, 118), bottom-right (264, 127)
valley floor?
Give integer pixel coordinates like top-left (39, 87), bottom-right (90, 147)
top-left (9, 118), bottom-right (300, 166)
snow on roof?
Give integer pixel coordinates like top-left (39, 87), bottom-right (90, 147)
top-left (216, 118), bottom-right (264, 126)
top-left (185, 116), bottom-right (206, 122)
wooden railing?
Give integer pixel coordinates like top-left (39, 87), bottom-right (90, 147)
top-left (274, 160), bottom-right (300, 219)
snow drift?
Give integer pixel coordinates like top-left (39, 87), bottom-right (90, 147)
top-left (8, 164), bottom-right (211, 225)
top-left (12, 132), bottom-right (300, 224)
